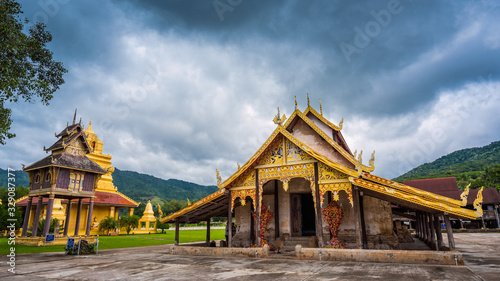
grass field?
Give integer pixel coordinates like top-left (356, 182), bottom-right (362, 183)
top-left (1, 229), bottom-right (225, 255)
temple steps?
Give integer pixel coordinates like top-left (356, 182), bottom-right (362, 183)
top-left (282, 236), bottom-right (313, 252)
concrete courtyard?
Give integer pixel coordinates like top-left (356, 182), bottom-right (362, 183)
top-left (1, 232), bottom-right (499, 280)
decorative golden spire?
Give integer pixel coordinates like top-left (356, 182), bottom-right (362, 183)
top-left (473, 187), bottom-right (484, 216)
top-left (307, 93), bottom-right (310, 107)
top-left (368, 150), bottom-right (375, 172)
top-left (273, 107), bottom-right (286, 126)
top-left (357, 150), bottom-right (363, 163)
top-left (216, 168), bottom-right (222, 189)
top-left (157, 203), bottom-right (163, 218)
top-left (460, 183), bottom-right (471, 206)
top-left (295, 96), bottom-right (298, 111)
top-left (237, 163), bottom-right (241, 170)
top-left (319, 98), bottom-right (323, 115)
top-left (187, 198), bottom-right (191, 206)
top-left (72, 108), bottom-right (77, 125)
top-left (339, 117), bottom-right (344, 130)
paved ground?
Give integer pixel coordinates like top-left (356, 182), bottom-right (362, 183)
top-left (1, 232), bottom-right (498, 280)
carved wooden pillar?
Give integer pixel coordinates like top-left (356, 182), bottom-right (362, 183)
top-left (429, 214), bottom-right (436, 250)
top-left (359, 191), bottom-right (367, 249)
top-left (21, 197), bottom-right (33, 237)
top-left (74, 198), bottom-right (83, 236)
top-left (42, 194), bottom-right (55, 237)
top-left (64, 199), bottom-right (72, 236)
top-left (85, 198), bottom-right (95, 236)
top-left (423, 213), bottom-right (429, 242)
top-left (175, 220), bottom-right (180, 245)
top-left (206, 218), bottom-right (211, 246)
top-left (434, 214), bottom-right (443, 250)
top-left (444, 214), bottom-right (455, 250)
top-left (31, 196), bottom-right (43, 237)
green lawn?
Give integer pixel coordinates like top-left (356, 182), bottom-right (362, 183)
top-left (1, 229), bottom-right (225, 255)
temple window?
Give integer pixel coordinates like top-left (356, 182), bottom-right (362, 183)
top-left (45, 172), bottom-right (51, 182)
top-left (35, 173), bottom-right (40, 183)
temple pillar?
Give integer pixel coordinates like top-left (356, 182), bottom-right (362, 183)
top-left (444, 214), bottom-right (455, 250)
top-left (352, 186), bottom-right (363, 249)
top-left (429, 214), bottom-right (436, 250)
top-left (175, 220), bottom-right (180, 245)
top-left (31, 196), bottom-right (43, 237)
top-left (434, 214), bottom-right (443, 250)
top-left (206, 219), bottom-right (211, 246)
top-left (274, 181), bottom-right (280, 238)
top-left (255, 169), bottom-right (261, 246)
top-left (423, 213), bottom-right (429, 242)
top-left (21, 197), bottom-right (33, 237)
top-left (74, 199), bottom-right (83, 236)
top-left (109, 206), bottom-right (115, 218)
top-left (415, 212), bottom-right (421, 239)
top-left (359, 191), bottom-right (368, 249)
top-left (128, 207), bottom-right (134, 216)
top-left (114, 207), bottom-right (119, 220)
top-left (86, 198), bottom-right (95, 236)
top-left (64, 199), bottom-right (72, 236)
top-left (227, 190), bottom-right (232, 248)
top-left (42, 194), bottom-right (55, 237)
top-left (314, 162), bottom-right (324, 248)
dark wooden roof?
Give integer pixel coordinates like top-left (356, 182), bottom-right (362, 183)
top-left (45, 131), bottom-right (90, 153)
top-left (468, 188), bottom-right (500, 205)
top-left (56, 123), bottom-right (81, 137)
top-left (404, 177), bottom-right (461, 200)
top-left (23, 152), bottom-right (106, 174)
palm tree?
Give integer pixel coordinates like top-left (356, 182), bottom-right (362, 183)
top-left (98, 216), bottom-right (119, 235)
top-left (119, 215), bottom-right (140, 234)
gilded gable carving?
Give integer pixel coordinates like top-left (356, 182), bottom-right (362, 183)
top-left (233, 169), bottom-right (255, 187)
top-left (257, 137), bottom-right (284, 166)
top-left (319, 162), bottom-right (348, 181)
top-left (286, 139), bottom-right (314, 162)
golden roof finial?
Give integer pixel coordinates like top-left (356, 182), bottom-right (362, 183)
top-left (295, 96), bottom-right (298, 111)
top-left (460, 183), bottom-right (471, 206)
top-left (319, 98), bottom-right (323, 115)
top-left (187, 198), bottom-right (191, 206)
top-left (237, 163), bottom-right (241, 170)
top-left (307, 93), bottom-right (310, 107)
top-left (273, 107), bottom-right (285, 126)
top-left (89, 118), bottom-right (92, 126)
top-left (368, 150), bottom-right (376, 172)
top-left (473, 187), bottom-right (484, 217)
top-left (353, 149), bottom-right (357, 158)
top-left (216, 168), bottom-right (222, 189)
top-left (339, 117), bottom-right (344, 130)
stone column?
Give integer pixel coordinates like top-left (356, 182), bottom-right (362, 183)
top-left (74, 198), bottom-right (83, 236)
top-left (31, 196), bottom-right (44, 237)
top-left (21, 197), bottom-right (33, 237)
top-left (255, 169), bottom-right (260, 247)
top-left (85, 198), bottom-right (95, 236)
top-left (64, 199), bottom-right (72, 236)
top-left (274, 181), bottom-right (280, 238)
top-left (352, 186), bottom-right (363, 249)
top-left (42, 194), bottom-right (55, 237)
top-left (227, 190), bottom-right (232, 248)
top-left (114, 207), bottom-right (119, 220)
top-left (109, 206), bottom-right (115, 218)
top-left (443, 214), bottom-right (455, 250)
top-left (314, 162), bottom-right (324, 248)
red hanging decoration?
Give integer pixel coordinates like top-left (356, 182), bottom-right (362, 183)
top-left (252, 205), bottom-right (273, 247)
top-left (321, 201), bottom-right (345, 249)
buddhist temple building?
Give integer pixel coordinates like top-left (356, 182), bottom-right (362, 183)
top-left (161, 96), bottom-right (483, 251)
top-left (405, 177), bottom-right (500, 229)
top-left (17, 116), bottom-right (139, 237)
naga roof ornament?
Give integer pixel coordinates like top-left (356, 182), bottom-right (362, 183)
top-left (460, 183), bottom-right (471, 206)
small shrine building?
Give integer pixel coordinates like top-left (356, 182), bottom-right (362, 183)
top-left (161, 97), bottom-right (482, 250)
top-left (17, 116), bottom-right (139, 237)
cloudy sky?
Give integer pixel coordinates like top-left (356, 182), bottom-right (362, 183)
top-left (2, 0), bottom-right (500, 185)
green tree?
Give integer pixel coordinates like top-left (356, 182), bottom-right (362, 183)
top-left (0, 0), bottom-right (67, 144)
top-left (0, 185), bottom-right (29, 231)
top-left (36, 218), bottom-right (59, 236)
top-left (98, 216), bottom-right (119, 235)
top-left (119, 215), bottom-right (140, 234)
top-left (156, 218), bottom-right (169, 233)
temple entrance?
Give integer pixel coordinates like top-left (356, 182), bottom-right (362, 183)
top-left (291, 193), bottom-right (316, 236)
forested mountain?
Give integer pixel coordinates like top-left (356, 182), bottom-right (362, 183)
top-left (393, 141), bottom-right (500, 190)
top-left (0, 167), bottom-right (217, 203)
